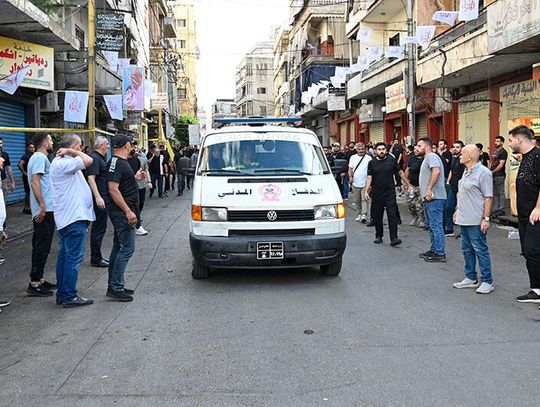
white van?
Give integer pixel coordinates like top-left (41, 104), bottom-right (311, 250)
top-left (189, 118), bottom-right (346, 279)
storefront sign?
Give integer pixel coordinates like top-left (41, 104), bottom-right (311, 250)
top-left (151, 92), bottom-right (168, 110)
top-left (0, 36), bottom-right (54, 91)
top-left (458, 90), bottom-right (490, 113)
top-left (96, 12), bottom-right (124, 31)
top-left (357, 104), bottom-right (383, 122)
top-left (500, 80), bottom-right (540, 110)
top-left (96, 32), bottom-right (124, 52)
top-left (327, 95), bottom-right (346, 112)
top-left (487, 0), bottom-right (540, 53)
top-left (385, 81), bottom-right (406, 113)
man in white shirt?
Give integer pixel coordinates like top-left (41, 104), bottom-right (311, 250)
top-left (50, 134), bottom-right (95, 308)
top-left (348, 142), bottom-right (372, 223)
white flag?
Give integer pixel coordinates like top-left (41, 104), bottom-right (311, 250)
top-left (416, 26), bottom-right (436, 49)
top-left (116, 58), bottom-right (131, 74)
top-left (385, 46), bottom-right (404, 58)
top-left (459, 0), bottom-right (479, 21)
top-left (64, 91), bottom-right (89, 124)
top-left (301, 91), bottom-right (312, 105)
top-left (350, 63), bottom-right (362, 73)
top-left (356, 28), bottom-right (372, 42)
top-left (320, 80), bottom-right (330, 87)
top-left (330, 76), bottom-right (344, 88)
top-left (357, 55), bottom-right (369, 70)
top-left (432, 11), bottom-right (459, 25)
top-left (103, 95), bottom-right (123, 120)
top-left (102, 51), bottom-right (119, 72)
top-left (0, 65), bottom-right (31, 95)
top-left (366, 45), bottom-right (383, 63)
top-left (400, 36), bottom-right (418, 45)
top-left (334, 66), bottom-right (349, 80)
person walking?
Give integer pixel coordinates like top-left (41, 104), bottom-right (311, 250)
top-left (404, 144), bottom-right (425, 227)
top-left (18, 142), bottom-right (34, 214)
top-left (148, 145), bottom-right (164, 198)
top-left (86, 136), bottom-right (110, 268)
top-left (452, 144), bottom-right (494, 294)
top-left (507, 125), bottom-right (540, 305)
top-left (176, 149), bottom-right (192, 196)
top-left (106, 135), bottom-right (146, 302)
top-left (50, 134), bottom-right (95, 308)
top-left (26, 134), bottom-right (57, 297)
top-left (0, 137), bottom-right (15, 199)
top-left (364, 142), bottom-right (410, 246)
top-left (490, 135), bottom-right (508, 217)
top-left (348, 142), bottom-right (372, 223)
top-left (445, 140), bottom-right (466, 237)
top-left (417, 137), bottom-right (447, 262)
top-left (0, 155), bottom-right (9, 311)
top-left (127, 141), bottom-right (151, 236)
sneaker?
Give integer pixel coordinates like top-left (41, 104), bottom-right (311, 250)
top-left (476, 282), bottom-right (494, 294)
top-left (136, 226), bottom-right (148, 236)
top-left (516, 291), bottom-right (540, 303)
top-left (390, 238), bottom-right (402, 247)
top-left (354, 215), bottom-right (362, 222)
top-left (424, 253), bottom-right (447, 262)
top-left (361, 215), bottom-right (367, 224)
top-left (453, 278), bottom-right (479, 289)
top-left (62, 296), bottom-right (94, 308)
top-left (445, 232), bottom-right (455, 237)
top-left (409, 218), bottom-right (418, 226)
top-left (0, 299), bottom-right (10, 307)
top-left (106, 289), bottom-right (134, 302)
top-left (27, 283), bottom-right (54, 297)
top-left (0, 256), bottom-right (6, 264)
top-left (373, 237), bottom-right (383, 244)
top-left (41, 280), bottom-right (57, 290)
top-left (366, 220), bottom-right (375, 227)
top-left (419, 250), bottom-right (435, 258)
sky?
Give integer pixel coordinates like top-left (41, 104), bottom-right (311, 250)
top-left (193, 0), bottom-right (289, 115)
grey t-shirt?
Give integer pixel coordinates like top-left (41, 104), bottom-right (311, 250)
top-left (419, 152), bottom-right (447, 200)
top-left (27, 152), bottom-right (53, 216)
top-left (456, 163), bottom-right (493, 225)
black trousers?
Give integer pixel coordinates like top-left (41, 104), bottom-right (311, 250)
top-left (135, 188), bottom-right (146, 229)
top-left (90, 205), bottom-right (108, 264)
top-left (30, 211), bottom-right (55, 282)
top-left (518, 219), bottom-right (540, 289)
top-left (371, 193), bottom-right (399, 240)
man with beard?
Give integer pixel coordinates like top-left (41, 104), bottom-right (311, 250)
top-left (26, 134), bottom-right (57, 296)
top-left (445, 140), bottom-right (466, 237)
top-left (507, 125), bottom-right (540, 306)
top-left (490, 135), bottom-right (508, 217)
top-left (364, 142), bottom-right (410, 246)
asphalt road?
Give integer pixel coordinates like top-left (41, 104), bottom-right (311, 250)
top-left (1, 191), bottom-right (539, 406)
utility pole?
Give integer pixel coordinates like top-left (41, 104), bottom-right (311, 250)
top-left (88, 0), bottom-right (96, 146)
top-left (406, 0), bottom-right (416, 145)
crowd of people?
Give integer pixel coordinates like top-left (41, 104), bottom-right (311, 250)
top-left (0, 134), bottom-right (198, 311)
top-left (324, 126), bottom-right (540, 305)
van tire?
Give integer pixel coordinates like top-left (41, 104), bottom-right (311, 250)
top-left (192, 261), bottom-right (210, 279)
top-left (320, 257), bottom-right (342, 276)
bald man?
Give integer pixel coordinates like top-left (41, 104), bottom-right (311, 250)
top-left (452, 144), bottom-right (494, 294)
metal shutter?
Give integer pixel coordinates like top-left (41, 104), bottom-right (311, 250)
top-left (416, 113), bottom-right (427, 138)
top-left (0, 98), bottom-right (27, 203)
top-left (369, 121), bottom-right (384, 144)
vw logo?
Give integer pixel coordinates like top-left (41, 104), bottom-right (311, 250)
top-left (267, 210), bottom-right (278, 221)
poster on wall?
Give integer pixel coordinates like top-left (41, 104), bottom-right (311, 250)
top-left (385, 81), bottom-right (406, 113)
top-left (122, 66), bottom-right (144, 111)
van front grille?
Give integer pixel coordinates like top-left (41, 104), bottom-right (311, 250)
top-left (228, 209), bottom-right (314, 222)
top-left (228, 229), bottom-right (315, 236)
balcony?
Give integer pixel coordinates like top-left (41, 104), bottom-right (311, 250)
top-left (0, 0), bottom-right (78, 51)
top-left (163, 16), bottom-right (177, 39)
top-left (347, 57), bottom-right (406, 100)
top-left (362, 0), bottom-right (403, 24)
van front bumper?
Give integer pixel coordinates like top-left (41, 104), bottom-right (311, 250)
top-left (190, 232), bottom-right (346, 269)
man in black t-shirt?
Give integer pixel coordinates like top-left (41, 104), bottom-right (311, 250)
top-left (508, 125), bottom-right (540, 305)
top-left (106, 135), bottom-right (145, 302)
top-left (18, 142), bottom-right (34, 214)
top-left (444, 140), bottom-right (466, 236)
top-left (404, 145), bottom-right (424, 227)
top-left (86, 136), bottom-right (110, 268)
top-left (490, 135), bottom-right (508, 216)
top-left (364, 142), bottom-right (411, 246)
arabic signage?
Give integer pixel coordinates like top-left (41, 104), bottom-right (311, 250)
top-left (96, 32), bottom-right (124, 52)
top-left (151, 92), bottom-right (168, 110)
top-left (96, 12), bottom-right (124, 31)
top-left (487, 0), bottom-right (540, 53)
top-left (0, 36), bottom-right (54, 91)
top-left (500, 80), bottom-right (540, 110)
top-left (385, 81), bottom-right (406, 113)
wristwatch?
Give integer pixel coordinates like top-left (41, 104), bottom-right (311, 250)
top-left (483, 217), bottom-right (490, 222)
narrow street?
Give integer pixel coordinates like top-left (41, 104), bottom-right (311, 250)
top-left (1, 192), bottom-right (539, 406)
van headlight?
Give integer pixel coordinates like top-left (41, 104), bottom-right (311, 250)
top-left (314, 204), bottom-right (346, 220)
top-left (201, 207), bottom-right (228, 221)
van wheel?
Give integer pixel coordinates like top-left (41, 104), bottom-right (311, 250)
top-left (320, 257), bottom-right (342, 276)
top-left (192, 261), bottom-right (210, 279)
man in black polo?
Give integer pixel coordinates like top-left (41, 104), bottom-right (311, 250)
top-left (86, 135), bottom-right (110, 268)
top-left (364, 142), bottom-right (410, 246)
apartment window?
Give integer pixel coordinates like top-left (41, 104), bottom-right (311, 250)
top-left (179, 40), bottom-right (186, 49)
top-left (389, 33), bottom-right (400, 47)
top-left (257, 87), bottom-right (266, 95)
top-left (246, 64), bottom-right (252, 76)
top-left (179, 87), bottom-right (187, 100)
top-left (75, 25), bottom-right (85, 50)
top-left (177, 19), bottom-right (186, 27)
top-left (259, 105), bottom-right (267, 116)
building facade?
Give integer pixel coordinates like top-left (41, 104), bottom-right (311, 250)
top-left (211, 99), bottom-right (237, 128)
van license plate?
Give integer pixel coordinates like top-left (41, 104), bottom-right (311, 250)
top-left (257, 242), bottom-right (284, 260)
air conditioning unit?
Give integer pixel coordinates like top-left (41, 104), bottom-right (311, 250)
top-left (40, 92), bottom-right (60, 112)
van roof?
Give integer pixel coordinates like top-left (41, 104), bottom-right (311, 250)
top-left (205, 125), bottom-right (317, 137)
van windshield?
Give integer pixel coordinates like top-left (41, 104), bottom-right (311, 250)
top-left (198, 139), bottom-right (330, 176)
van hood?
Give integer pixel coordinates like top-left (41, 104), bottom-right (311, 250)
top-left (198, 175), bottom-right (341, 209)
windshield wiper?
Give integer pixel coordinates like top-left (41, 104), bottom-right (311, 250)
top-left (253, 168), bottom-right (313, 175)
top-left (200, 169), bottom-right (249, 175)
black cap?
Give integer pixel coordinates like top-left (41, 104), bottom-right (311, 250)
top-left (112, 134), bottom-right (133, 148)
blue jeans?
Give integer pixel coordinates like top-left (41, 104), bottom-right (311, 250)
top-left (343, 172), bottom-right (349, 198)
top-left (461, 225), bottom-right (492, 284)
top-left (444, 189), bottom-right (457, 234)
top-left (177, 172), bottom-right (186, 193)
top-left (423, 199), bottom-right (445, 255)
top-left (150, 173), bottom-right (163, 197)
top-left (108, 211), bottom-right (136, 292)
top-left (56, 221), bottom-right (87, 302)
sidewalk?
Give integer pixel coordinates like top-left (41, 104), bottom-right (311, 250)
top-left (5, 201), bottom-right (34, 241)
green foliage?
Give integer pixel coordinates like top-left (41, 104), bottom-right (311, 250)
top-left (174, 114), bottom-right (198, 145)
